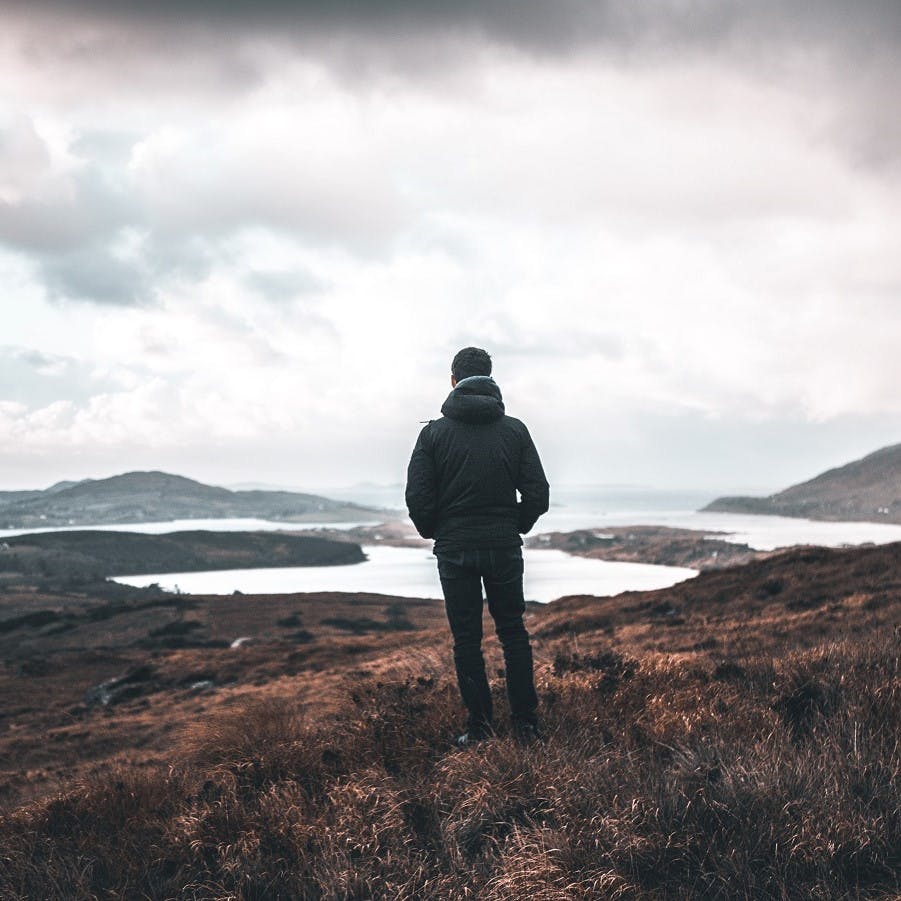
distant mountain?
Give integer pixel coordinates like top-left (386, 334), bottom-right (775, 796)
top-left (0, 490), bottom-right (43, 506)
top-left (0, 471), bottom-right (384, 529)
top-left (703, 444), bottom-right (901, 524)
top-left (45, 480), bottom-right (85, 493)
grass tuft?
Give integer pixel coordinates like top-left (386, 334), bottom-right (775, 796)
top-left (1, 631), bottom-right (898, 899)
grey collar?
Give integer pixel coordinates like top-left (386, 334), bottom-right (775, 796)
top-left (454, 375), bottom-right (495, 389)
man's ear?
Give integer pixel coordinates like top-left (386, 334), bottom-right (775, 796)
top-left (451, 374), bottom-right (457, 387)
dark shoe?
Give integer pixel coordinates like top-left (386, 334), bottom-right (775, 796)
top-left (513, 722), bottom-right (542, 746)
top-left (453, 726), bottom-right (493, 748)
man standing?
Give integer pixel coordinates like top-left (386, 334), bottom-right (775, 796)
top-left (405, 347), bottom-right (550, 747)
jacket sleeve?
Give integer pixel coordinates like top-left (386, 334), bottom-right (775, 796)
top-left (516, 424), bottom-right (550, 534)
top-left (405, 423), bottom-right (438, 539)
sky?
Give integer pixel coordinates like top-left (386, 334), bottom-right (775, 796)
top-left (1, 1), bottom-right (899, 494)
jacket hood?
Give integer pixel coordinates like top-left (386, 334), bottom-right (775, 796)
top-left (441, 375), bottom-right (505, 424)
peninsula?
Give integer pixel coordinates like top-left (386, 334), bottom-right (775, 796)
top-left (0, 471), bottom-right (382, 529)
top-left (703, 443), bottom-right (900, 524)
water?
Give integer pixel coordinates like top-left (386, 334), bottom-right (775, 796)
top-left (111, 545), bottom-right (698, 604)
top-left (8, 485), bottom-right (900, 603)
top-left (535, 510), bottom-right (901, 551)
top-left (314, 483), bottom-right (901, 550)
top-left (5, 509), bottom-right (897, 550)
top-left (502, 485), bottom-right (901, 548)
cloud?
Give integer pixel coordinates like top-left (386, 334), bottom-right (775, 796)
top-left (5, 2), bottom-right (901, 143)
top-left (449, 313), bottom-right (624, 364)
top-left (39, 246), bottom-right (152, 306)
top-left (0, 345), bottom-right (126, 406)
top-left (5, 1), bottom-right (900, 49)
top-left (4, 3), bottom-right (901, 199)
top-left (0, 89), bottom-right (418, 305)
top-left (245, 268), bottom-right (329, 302)
top-left (0, 111), bottom-right (49, 204)
top-left (127, 116), bottom-right (408, 251)
top-left (0, 0), bottom-right (899, 492)
top-left (2, 1), bottom-right (899, 301)
top-left (4, 2), bottom-right (900, 91)
top-left (0, 114), bottom-right (132, 252)
top-left (0, 113), bottom-right (156, 305)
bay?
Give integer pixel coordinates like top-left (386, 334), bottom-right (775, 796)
top-left (7, 484), bottom-right (900, 603)
top-left (111, 545), bottom-right (698, 604)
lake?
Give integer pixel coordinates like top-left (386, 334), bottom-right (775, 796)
top-left (6, 485), bottom-right (900, 603)
top-left (4, 508), bottom-right (900, 552)
top-left (111, 545), bottom-right (699, 604)
top-left (105, 505), bottom-right (901, 602)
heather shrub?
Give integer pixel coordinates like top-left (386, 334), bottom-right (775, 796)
top-left (0, 632), bottom-right (897, 900)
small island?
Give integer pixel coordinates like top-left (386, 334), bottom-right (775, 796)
top-left (526, 524), bottom-right (772, 570)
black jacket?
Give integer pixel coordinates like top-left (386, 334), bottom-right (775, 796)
top-left (405, 376), bottom-right (550, 550)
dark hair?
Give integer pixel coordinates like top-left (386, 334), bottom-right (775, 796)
top-left (452, 347), bottom-right (492, 381)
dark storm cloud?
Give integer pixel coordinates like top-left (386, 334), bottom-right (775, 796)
top-left (7, 1), bottom-right (899, 167)
top-left (8, 1), bottom-right (901, 56)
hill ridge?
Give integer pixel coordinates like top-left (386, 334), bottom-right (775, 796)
top-left (703, 442), bottom-right (901, 523)
top-left (0, 470), bottom-right (382, 529)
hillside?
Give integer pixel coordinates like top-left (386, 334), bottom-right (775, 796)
top-left (0, 471), bottom-right (382, 529)
top-left (704, 442), bottom-right (901, 523)
top-left (0, 542), bottom-right (898, 898)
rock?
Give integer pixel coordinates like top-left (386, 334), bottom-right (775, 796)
top-left (85, 665), bottom-right (157, 706)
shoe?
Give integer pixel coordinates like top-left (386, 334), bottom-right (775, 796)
top-left (453, 727), bottom-right (493, 748)
top-left (513, 723), bottom-right (542, 746)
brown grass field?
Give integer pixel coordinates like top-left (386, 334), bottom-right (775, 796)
top-left (0, 542), bottom-right (899, 899)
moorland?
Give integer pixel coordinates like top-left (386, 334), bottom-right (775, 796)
top-left (1, 540), bottom-right (898, 899)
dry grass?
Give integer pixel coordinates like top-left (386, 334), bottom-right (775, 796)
top-left (1, 625), bottom-right (898, 900)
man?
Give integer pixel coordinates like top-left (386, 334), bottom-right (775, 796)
top-left (405, 347), bottom-right (550, 747)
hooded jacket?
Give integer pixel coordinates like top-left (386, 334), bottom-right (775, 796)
top-left (405, 376), bottom-right (550, 550)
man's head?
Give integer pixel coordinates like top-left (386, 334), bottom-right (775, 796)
top-left (451, 347), bottom-right (492, 386)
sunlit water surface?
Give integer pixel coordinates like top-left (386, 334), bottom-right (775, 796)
top-left (112, 545), bottom-right (698, 604)
top-left (5, 486), bottom-right (899, 603)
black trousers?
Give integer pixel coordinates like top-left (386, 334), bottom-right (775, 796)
top-left (435, 545), bottom-right (539, 733)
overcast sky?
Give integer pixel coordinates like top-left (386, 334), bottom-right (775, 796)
top-left (1, 1), bottom-right (899, 494)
